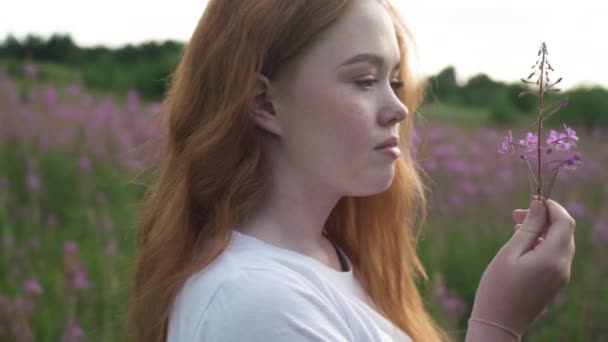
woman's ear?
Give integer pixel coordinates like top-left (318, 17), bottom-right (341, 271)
top-left (249, 74), bottom-right (283, 137)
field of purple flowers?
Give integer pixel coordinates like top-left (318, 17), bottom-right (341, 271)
top-left (0, 64), bottom-right (606, 341)
top-left (413, 115), bottom-right (608, 340)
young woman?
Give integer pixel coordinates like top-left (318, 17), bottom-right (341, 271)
top-left (127, 0), bottom-right (577, 341)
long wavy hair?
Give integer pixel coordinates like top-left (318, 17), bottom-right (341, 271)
top-left (126, 0), bottom-right (450, 341)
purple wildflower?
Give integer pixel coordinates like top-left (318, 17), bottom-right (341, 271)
top-left (546, 125), bottom-right (578, 152)
top-left (13, 296), bottom-right (36, 315)
top-left (126, 88), bottom-right (141, 113)
top-left (563, 124), bottom-right (578, 141)
top-left (64, 241), bottom-right (79, 254)
top-left (563, 153), bottom-right (582, 171)
top-left (22, 278), bottom-right (43, 295)
top-left (78, 156), bottom-right (92, 174)
top-left (435, 285), bottom-right (447, 297)
top-left (564, 200), bottom-right (587, 218)
top-left (71, 269), bottom-right (91, 290)
top-left (441, 295), bottom-right (468, 319)
top-left (61, 317), bottom-right (85, 342)
top-left (25, 173), bottom-right (42, 192)
top-left (498, 130), bottom-right (514, 154)
top-left (13, 327), bottom-right (34, 342)
top-left (518, 132), bottom-right (539, 153)
top-left (44, 86), bottom-right (59, 107)
top-left (435, 283), bottom-right (468, 319)
top-left (546, 130), bottom-right (571, 151)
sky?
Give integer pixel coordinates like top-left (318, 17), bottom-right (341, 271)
top-left (2, 0), bottom-right (606, 90)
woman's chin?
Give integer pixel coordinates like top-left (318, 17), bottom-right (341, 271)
top-left (349, 172), bottom-right (395, 197)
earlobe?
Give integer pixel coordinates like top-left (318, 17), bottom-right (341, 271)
top-left (249, 74), bottom-right (283, 136)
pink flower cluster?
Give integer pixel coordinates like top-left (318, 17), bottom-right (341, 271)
top-left (498, 124), bottom-right (582, 172)
top-left (499, 124), bottom-right (578, 155)
top-left (498, 124), bottom-right (582, 199)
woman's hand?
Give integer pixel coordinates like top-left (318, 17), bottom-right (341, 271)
top-left (469, 197), bottom-right (576, 336)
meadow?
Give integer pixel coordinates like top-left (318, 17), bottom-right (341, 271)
top-left (0, 64), bottom-right (606, 341)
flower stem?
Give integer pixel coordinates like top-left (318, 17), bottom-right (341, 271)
top-left (536, 43), bottom-right (546, 199)
top-left (544, 165), bottom-right (561, 199)
top-left (522, 155), bottom-right (538, 185)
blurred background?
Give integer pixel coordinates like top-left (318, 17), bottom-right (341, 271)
top-left (0, 1), bottom-right (606, 341)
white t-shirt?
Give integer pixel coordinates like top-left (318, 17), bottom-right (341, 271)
top-left (167, 230), bottom-right (413, 341)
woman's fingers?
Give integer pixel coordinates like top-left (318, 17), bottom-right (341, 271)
top-left (512, 209), bottom-right (529, 224)
top-left (514, 223), bottom-right (545, 248)
top-left (537, 199), bottom-right (576, 256)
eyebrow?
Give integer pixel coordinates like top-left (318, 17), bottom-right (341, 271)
top-left (340, 53), bottom-right (401, 70)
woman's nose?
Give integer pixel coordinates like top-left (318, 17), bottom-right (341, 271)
top-left (378, 101), bottom-right (408, 126)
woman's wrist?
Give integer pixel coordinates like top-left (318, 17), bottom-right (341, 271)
top-left (465, 317), bottom-right (522, 342)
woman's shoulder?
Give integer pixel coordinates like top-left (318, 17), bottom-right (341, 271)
top-left (168, 261), bottom-right (351, 341)
top-left (177, 257), bottom-right (306, 305)
top-left (176, 234), bottom-right (319, 299)
top-left (169, 243), bottom-right (278, 316)
top-left (173, 252), bottom-right (323, 318)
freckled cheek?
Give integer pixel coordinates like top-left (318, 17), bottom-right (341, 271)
top-left (306, 84), bottom-right (372, 157)
top-left (328, 107), bottom-right (373, 157)
top-left (345, 117), bottom-right (373, 156)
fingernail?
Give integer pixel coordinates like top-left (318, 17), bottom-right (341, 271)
top-left (531, 200), bottom-right (544, 215)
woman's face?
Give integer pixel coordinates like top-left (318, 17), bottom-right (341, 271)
top-left (259, 0), bottom-right (409, 197)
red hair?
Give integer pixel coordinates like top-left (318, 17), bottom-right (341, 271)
top-left (127, 0), bottom-right (450, 341)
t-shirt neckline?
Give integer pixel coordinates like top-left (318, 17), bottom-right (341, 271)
top-left (231, 230), bottom-right (353, 275)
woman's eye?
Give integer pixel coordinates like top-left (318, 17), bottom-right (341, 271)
top-left (355, 79), bottom-right (404, 90)
top-left (355, 79), bottom-right (377, 88)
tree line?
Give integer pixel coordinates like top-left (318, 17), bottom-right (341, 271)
top-left (0, 33), bottom-right (182, 101)
top-left (427, 66), bottom-right (608, 129)
top-left (1, 33), bottom-right (607, 128)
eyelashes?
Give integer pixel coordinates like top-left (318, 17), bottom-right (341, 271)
top-left (355, 79), bottom-right (404, 91)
